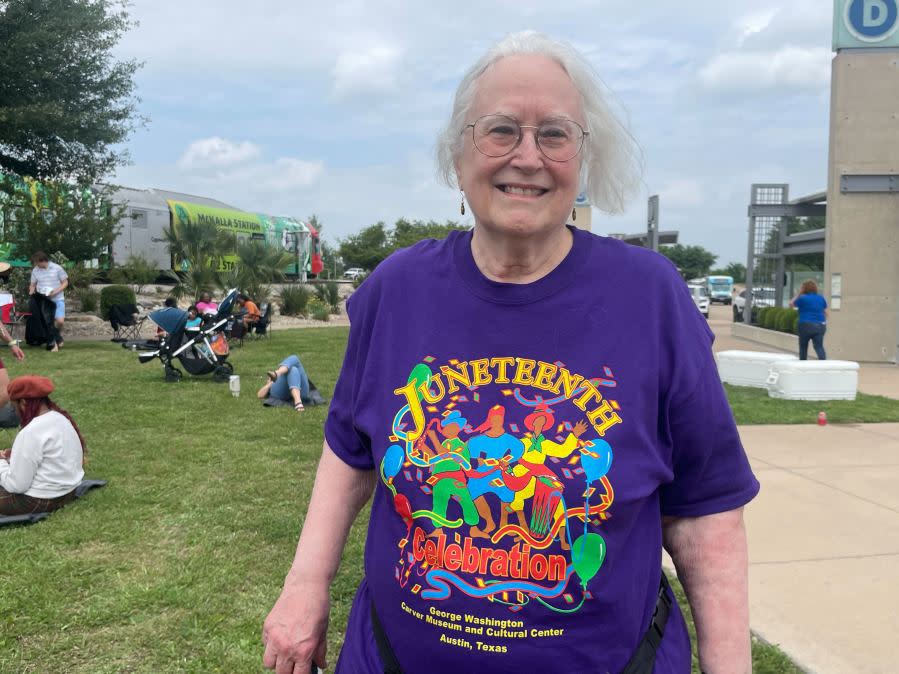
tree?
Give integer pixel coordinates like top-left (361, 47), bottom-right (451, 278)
top-left (339, 218), bottom-right (469, 271)
top-left (658, 244), bottom-right (717, 280)
top-left (1, 177), bottom-right (122, 262)
top-left (390, 218), bottom-right (467, 250)
top-left (0, 0), bottom-right (143, 182)
top-left (338, 222), bottom-right (391, 271)
top-left (709, 262), bottom-right (746, 283)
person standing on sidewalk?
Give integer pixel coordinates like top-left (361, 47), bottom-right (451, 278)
top-left (790, 280), bottom-right (828, 360)
top-left (262, 31), bottom-right (759, 674)
top-left (28, 251), bottom-right (68, 352)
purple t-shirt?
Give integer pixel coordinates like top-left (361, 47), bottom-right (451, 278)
top-left (325, 227), bottom-right (759, 674)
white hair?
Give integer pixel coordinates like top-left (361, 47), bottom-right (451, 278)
top-left (436, 31), bottom-right (642, 214)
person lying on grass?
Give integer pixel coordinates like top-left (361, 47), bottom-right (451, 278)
top-left (0, 375), bottom-right (86, 516)
top-left (257, 355), bottom-right (313, 413)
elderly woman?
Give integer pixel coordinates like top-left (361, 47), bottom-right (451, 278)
top-left (263, 32), bottom-right (758, 674)
top-left (0, 376), bottom-right (85, 516)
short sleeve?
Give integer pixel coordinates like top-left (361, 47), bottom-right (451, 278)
top-left (324, 290), bottom-right (375, 470)
top-left (57, 265), bottom-right (68, 282)
top-left (659, 357), bottom-right (760, 517)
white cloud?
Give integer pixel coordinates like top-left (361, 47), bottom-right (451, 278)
top-left (698, 46), bottom-right (831, 94)
top-left (177, 137), bottom-right (261, 169)
top-left (268, 158), bottom-right (325, 190)
top-left (332, 44), bottom-right (404, 99)
top-left (658, 179), bottom-right (704, 208)
top-left (736, 9), bottom-right (780, 45)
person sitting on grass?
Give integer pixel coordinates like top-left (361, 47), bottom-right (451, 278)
top-left (0, 375), bottom-right (86, 516)
top-left (257, 355), bottom-right (312, 413)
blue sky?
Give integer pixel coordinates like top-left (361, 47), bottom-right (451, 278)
top-left (112, 0), bottom-right (833, 266)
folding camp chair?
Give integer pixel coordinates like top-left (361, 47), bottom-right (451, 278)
top-left (1, 300), bottom-right (30, 340)
top-left (252, 302), bottom-right (273, 339)
top-left (108, 303), bottom-right (147, 342)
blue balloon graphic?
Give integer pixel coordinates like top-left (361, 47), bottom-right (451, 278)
top-left (581, 440), bottom-right (612, 483)
top-left (383, 444), bottom-right (406, 479)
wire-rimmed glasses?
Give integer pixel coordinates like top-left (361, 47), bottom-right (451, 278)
top-left (464, 114), bottom-right (588, 162)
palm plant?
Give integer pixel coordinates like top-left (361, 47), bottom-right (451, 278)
top-left (162, 219), bottom-right (236, 301)
top-left (228, 239), bottom-right (294, 303)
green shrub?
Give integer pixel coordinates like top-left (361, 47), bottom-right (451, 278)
top-left (763, 308), bottom-right (780, 330)
top-left (307, 296), bottom-right (330, 322)
top-left (5, 268), bottom-right (31, 311)
top-left (74, 287), bottom-right (99, 314)
top-left (109, 254), bottom-right (157, 294)
top-left (776, 309), bottom-right (796, 333)
top-left (100, 285), bottom-right (137, 319)
top-left (65, 262), bottom-right (101, 290)
top-left (314, 282), bottom-right (340, 313)
top-left (757, 307), bottom-right (772, 329)
top-left (279, 285), bottom-right (311, 316)
top-left (792, 312), bottom-right (800, 334)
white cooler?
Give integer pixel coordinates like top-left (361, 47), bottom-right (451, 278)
top-left (766, 360), bottom-right (859, 401)
top-left (715, 350), bottom-right (799, 388)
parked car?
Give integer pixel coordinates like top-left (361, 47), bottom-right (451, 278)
top-left (688, 283), bottom-right (710, 319)
top-left (733, 287), bottom-right (776, 322)
top-left (342, 267), bottom-right (365, 280)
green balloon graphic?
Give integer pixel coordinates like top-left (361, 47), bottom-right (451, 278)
top-left (407, 364), bottom-right (433, 400)
top-left (570, 532), bottom-right (606, 585)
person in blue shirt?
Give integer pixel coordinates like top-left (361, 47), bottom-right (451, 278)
top-left (790, 280), bottom-right (829, 360)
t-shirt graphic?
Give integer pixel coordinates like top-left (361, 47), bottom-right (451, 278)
top-left (326, 227), bottom-right (760, 673)
top-left (382, 355), bottom-right (619, 618)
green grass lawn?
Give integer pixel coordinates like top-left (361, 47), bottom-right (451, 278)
top-left (0, 330), bottom-right (806, 672)
top-left (726, 383), bottom-right (899, 425)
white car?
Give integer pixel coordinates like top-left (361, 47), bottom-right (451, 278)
top-left (688, 283), bottom-right (710, 319)
top-left (733, 287), bottom-right (776, 321)
top-left (342, 267), bottom-right (365, 280)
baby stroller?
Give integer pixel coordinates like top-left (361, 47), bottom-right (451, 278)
top-left (136, 289), bottom-right (238, 383)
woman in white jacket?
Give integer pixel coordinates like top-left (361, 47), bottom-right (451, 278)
top-left (0, 375), bottom-right (85, 515)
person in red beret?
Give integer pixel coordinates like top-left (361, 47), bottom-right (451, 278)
top-left (0, 375), bottom-right (87, 515)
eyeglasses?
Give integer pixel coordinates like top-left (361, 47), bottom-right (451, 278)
top-left (464, 114), bottom-right (588, 162)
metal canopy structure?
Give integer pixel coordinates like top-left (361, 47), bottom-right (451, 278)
top-left (608, 194), bottom-right (679, 250)
top-left (744, 184), bottom-right (827, 322)
top-left (608, 231), bottom-right (679, 247)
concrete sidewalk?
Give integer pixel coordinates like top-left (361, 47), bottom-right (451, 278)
top-left (740, 423), bottom-right (899, 674)
top-left (701, 306), bottom-right (899, 672)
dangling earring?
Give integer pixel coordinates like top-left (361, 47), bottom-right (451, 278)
top-left (571, 208), bottom-right (577, 221)
top-left (460, 190), bottom-right (465, 216)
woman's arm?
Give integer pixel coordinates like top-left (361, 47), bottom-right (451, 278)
top-left (0, 434), bottom-right (38, 494)
top-left (662, 508), bottom-right (751, 674)
top-left (262, 441), bottom-right (376, 674)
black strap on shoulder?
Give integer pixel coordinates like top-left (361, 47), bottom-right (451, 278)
top-left (371, 600), bottom-right (403, 674)
top-left (621, 572), bottom-right (674, 674)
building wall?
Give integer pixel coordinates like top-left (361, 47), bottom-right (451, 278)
top-left (826, 50), bottom-right (899, 363)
